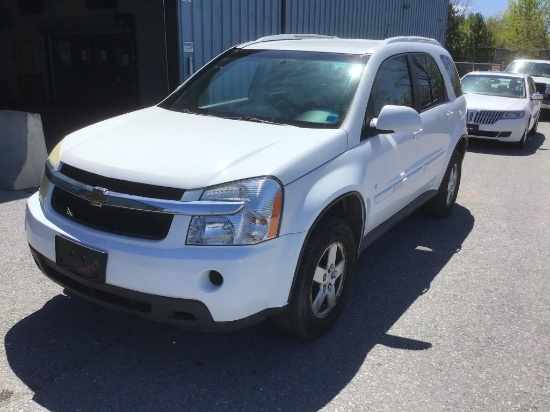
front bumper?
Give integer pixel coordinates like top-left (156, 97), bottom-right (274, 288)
top-left (467, 118), bottom-right (528, 143)
top-left (29, 246), bottom-right (277, 330)
top-left (26, 192), bottom-right (305, 329)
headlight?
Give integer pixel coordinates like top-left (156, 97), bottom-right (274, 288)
top-left (187, 177), bottom-right (283, 245)
top-left (501, 111), bottom-right (525, 119)
top-left (48, 140), bottom-right (63, 169)
top-left (39, 141), bottom-right (63, 205)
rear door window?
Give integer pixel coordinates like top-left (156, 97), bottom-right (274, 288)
top-left (410, 53), bottom-right (448, 111)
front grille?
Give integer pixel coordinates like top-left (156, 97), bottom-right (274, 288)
top-left (51, 164), bottom-right (186, 240)
top-left (467, 110), bottom-right (503, 125)
top-left (61, 164), bottom-right (184, 200)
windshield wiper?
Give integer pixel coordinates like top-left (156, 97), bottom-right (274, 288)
top-left (226, 115), bottom-right (288, 126)
top-left (176, 108), bottom-right (196, 114)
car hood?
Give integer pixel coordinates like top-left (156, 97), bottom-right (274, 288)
top-left (530, 75), bottom-right (550, 85)
top-left (59, 107), bottom-right (347, 189)
top-left (463, 93), bottom-right (527, 111)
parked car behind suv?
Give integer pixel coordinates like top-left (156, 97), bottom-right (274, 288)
top-left (26, 34), bottom-right (468, 339)
top-left (461, 71), bottom-right (542, 148)
top-left (505, 59), bottom-right (550, 109)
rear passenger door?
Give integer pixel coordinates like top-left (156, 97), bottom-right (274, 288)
top-left (408, 53), bottom-right (454, 192)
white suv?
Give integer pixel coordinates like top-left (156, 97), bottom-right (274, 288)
top-left (26, 34), bottom-right (467, 339)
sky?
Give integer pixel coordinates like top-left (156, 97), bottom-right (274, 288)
top-left (470, 0), bottom-right (511, 17)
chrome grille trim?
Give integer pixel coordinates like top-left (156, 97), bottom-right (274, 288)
top-left (45, 162), bottom-right (245, 216)
top-left (467, 110), bottom-right (503, 125)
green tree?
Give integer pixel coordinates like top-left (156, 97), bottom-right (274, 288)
top-left (446, 1), bottom-right (466, 60)
top-left (487, 14), bottom-right (507, 49)
top-left (463, 13), bottom-right (495, 62)
top-left (539, 0), bottom-right (550, 57)
top-left (505, 0), bottom-right (549, 57)
top-left (445, 2), bottom-right (494, 62)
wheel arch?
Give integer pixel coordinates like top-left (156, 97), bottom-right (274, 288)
top-left (454, 133), bottom-right (468, 159)
top-left (283, 192), bottom-right (365, 305)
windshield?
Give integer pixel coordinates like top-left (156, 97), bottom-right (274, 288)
top-left (161, 49), bottom-right (368, 128)
top-left (461, 74), bottom-right (526, 98)
top-left (505, 61), bottom-right (550, 78)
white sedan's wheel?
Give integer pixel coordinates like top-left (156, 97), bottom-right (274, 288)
top-left (514, 121), bottom-right (529, 149)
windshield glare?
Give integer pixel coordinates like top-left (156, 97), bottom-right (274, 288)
top-left (461, 75), bottom-right (526, 98)
top-left (162, 49), bottom-right (368, 128)
top-left (506, 61), bottom-right (550, 78)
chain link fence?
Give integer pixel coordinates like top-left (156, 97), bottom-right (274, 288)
top-left (455, 62), bottom-right (504, 77)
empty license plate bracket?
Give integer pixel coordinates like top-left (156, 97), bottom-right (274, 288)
top-left (55, 236), bottom-right (107, 283)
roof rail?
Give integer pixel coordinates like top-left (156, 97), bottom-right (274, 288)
top-left (254, 34), bottom-right (339, 43)
top-left (383, 36), bottom-right (442, 47)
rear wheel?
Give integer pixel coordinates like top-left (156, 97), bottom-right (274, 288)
top-left (424, 150), bottom-right (462, 217)
top-left (273, 217), bottom-right (356, 339)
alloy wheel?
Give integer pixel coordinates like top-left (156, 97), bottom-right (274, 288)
top-left (310, 242), bottom-right (346, 318)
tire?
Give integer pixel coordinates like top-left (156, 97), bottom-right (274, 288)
top-left (529, 114), bottom-right (539, 135)
top-left (513, 123), bottom-right (529, 149)
top-left (273, 217), bottom-right (357, 339)
top-left (424, 150), bottom-right (462, 217)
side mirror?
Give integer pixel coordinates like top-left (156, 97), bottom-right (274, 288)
top-left (369, 105), bottom-right (423, 135)
top-left (532, 92), bottom-right (544, 101)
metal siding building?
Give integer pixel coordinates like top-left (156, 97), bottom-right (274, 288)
top-left (177, 0), bottom-right (448, 80)
top-left (285, 0), bottom-right (448, 40)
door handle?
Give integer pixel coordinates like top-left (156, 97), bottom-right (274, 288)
top-left (413, 129), bottom-right (423, 140)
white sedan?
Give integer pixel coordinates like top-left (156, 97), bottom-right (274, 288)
top-left (461, 71), bottom-right (542, 148)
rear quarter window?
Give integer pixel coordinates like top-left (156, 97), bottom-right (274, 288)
top-left (440, 55), bottom-right (463, 97)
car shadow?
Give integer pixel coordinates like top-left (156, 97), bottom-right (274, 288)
top-left (5, 205), bottom-right (474, 411)
top-left (0, 188), bottom-right (34, 204)
top-left (467, 131), bottom-right (546, 156)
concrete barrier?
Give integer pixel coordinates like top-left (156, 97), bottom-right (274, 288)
top-left (0, 110), bottom-right (48, 191)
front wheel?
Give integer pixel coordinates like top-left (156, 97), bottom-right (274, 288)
top-left (424, 150), bottom-right (462, 217)
top-left (513, 121), bottom-right (529, 149)
top-left (529, 114), bottom-right (539, 135)
top-left (273, 217), bottom-right (357, 339)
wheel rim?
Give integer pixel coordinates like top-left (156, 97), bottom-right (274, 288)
top-left (310, 242), bottom-right (346, 318)
top-left (446, 164), bottom-right (458, 206)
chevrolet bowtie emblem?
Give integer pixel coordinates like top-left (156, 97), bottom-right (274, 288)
top-left (83, 187), bottom-right (109, 207)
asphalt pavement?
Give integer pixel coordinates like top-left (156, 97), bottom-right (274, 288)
top-left (1, 122), bottom-right (549, 411)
